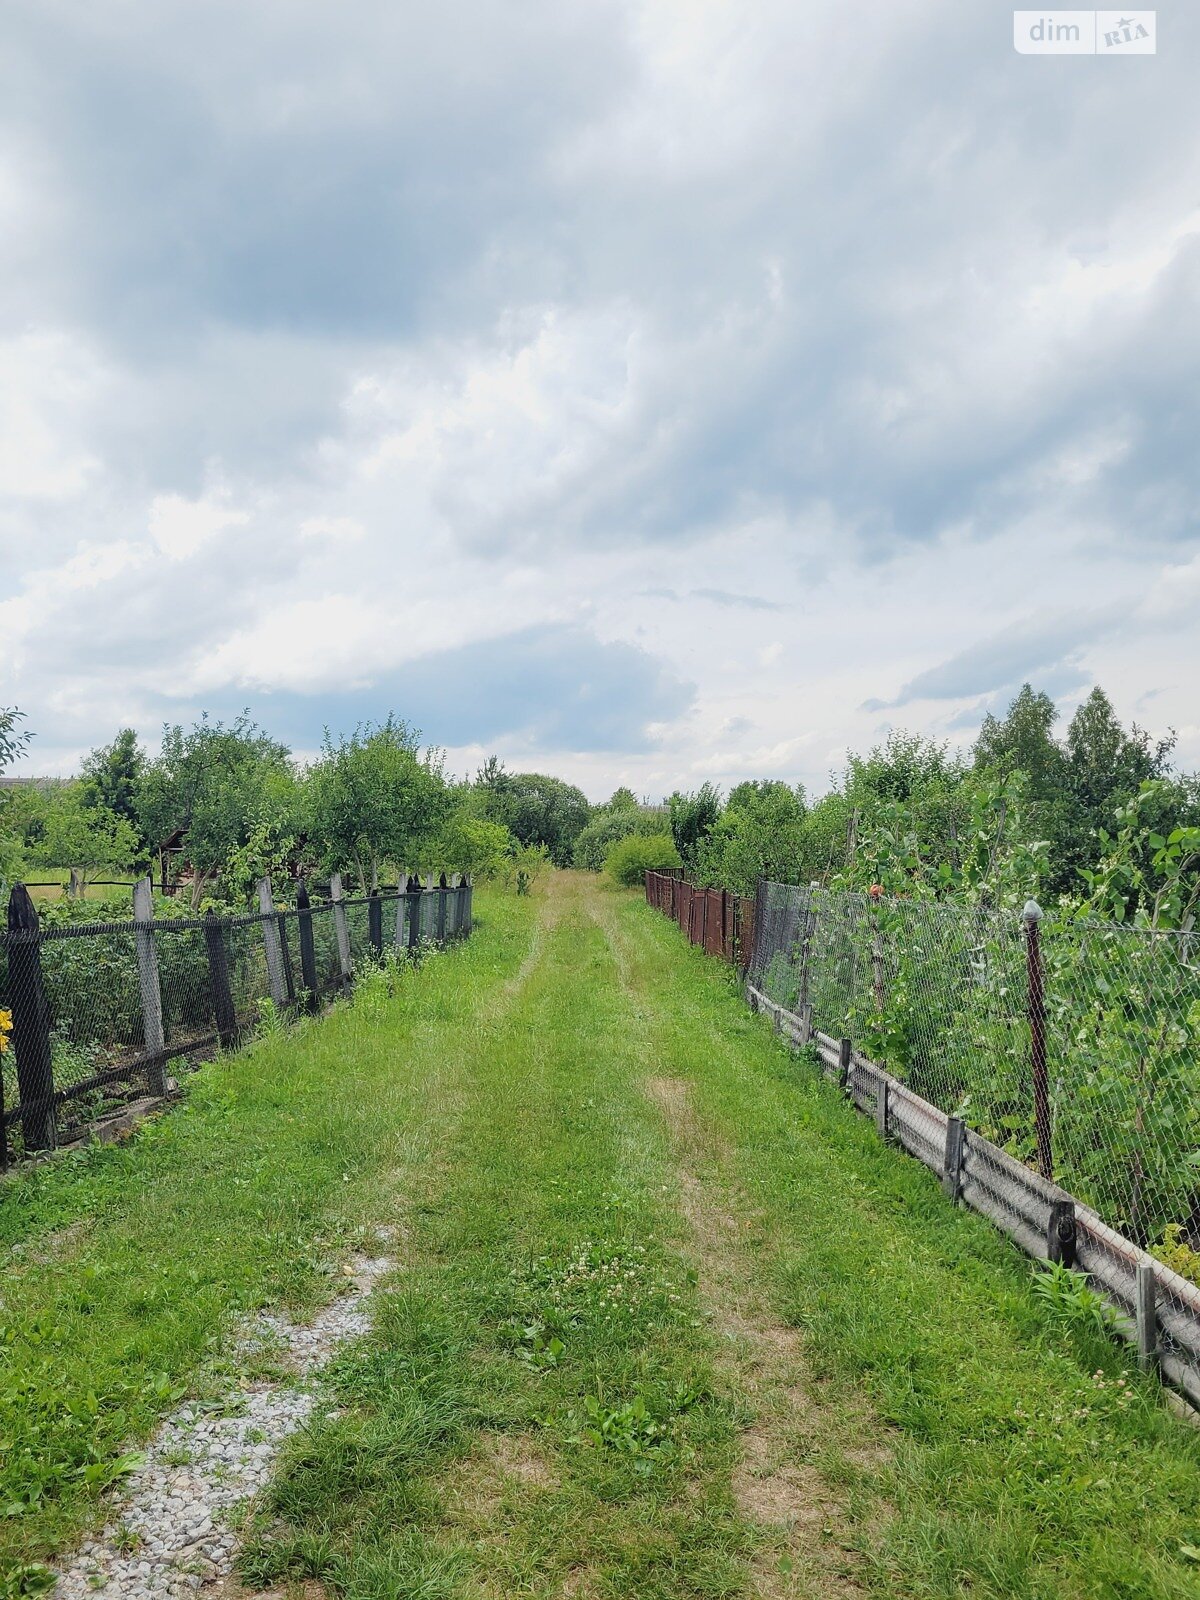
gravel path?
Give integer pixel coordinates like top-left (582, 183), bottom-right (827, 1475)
top-left (54, 1254), bottom-right (393, 1598)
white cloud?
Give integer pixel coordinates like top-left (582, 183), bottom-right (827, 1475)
top-left (148, 494), bottom-right (251, 561)
top-left (2, 0), bottom-right (1199, 795)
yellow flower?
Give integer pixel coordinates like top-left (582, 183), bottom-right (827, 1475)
top-left (0, 1007), bottom-right (11, 1055)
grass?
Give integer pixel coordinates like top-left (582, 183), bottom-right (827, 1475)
top-left (1, 873), bottom-right (1200, 1598)
top-left (20, 871), bottom-right (137, 904)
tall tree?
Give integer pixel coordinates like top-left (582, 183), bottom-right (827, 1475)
top-left (306, 717), bottom-right (449, 888)
top-left (138, 715), bottom-right (299, 906)
top-left (668, 783), bottom-right (722, 870)
top-left (81, 728), bottom-right (146, 838)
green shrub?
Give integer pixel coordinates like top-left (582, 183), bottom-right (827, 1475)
top-left (573, 809), bottom-right (665, 872)
top-left (605, 834), bottom-right (680, 888)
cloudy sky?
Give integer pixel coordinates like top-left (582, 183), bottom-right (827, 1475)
top-left (2, 1), bottom-right (1198, 800)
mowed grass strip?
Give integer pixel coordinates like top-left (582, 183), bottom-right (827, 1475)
top-left (604, 881), bottom-right (1200, 1600)
top-left (9, 871), bottom-right (1200, 1599)
top-left (0, 888), bottom-right (535, 1572)
top-left (240, 872), bottom-right (749, 1600)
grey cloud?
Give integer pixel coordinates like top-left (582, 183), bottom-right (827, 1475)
top-left (4, 1), bottom-right (1200, 547)
top-left (145, 624), bottom-right (695, 754)
top-left (863, 609), bottom-right (1125, 711)
top-left (691, 589), bottom-right (783, 612)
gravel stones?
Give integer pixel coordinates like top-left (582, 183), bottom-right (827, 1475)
top-left (53, 1255), bottom-right (392, 1598)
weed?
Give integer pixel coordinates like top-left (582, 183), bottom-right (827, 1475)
top-left (1031, 1259), bottom-right (1119, 1336)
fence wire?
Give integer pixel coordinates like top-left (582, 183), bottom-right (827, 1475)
top-left (747, 881), bottom-right (1200, 1250)
top-left (0, 878), bottom-right (472, 1162)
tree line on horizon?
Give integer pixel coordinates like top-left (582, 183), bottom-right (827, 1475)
top-left (1, 682), bottom-right (1198, 925)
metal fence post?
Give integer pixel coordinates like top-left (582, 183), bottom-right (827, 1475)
top-left (394, 868), bottom-right (407, 948)
top-left (1024, 899), bottom-right (1053, 1181)
top-left (204, 910), bottom-right (237, 1048)
top-left (330, 872), bottom-right (353, 990)
top-left (277, 908), bottom-right (296, 1005)
top-left (296, 880), bottom-right (319, 1010)
top-left (368, 887), bottom-right (383, 958)
top-left (258, 877), bottom-right (287, 1009)
top-left (1046, 1198), bottom-right (1076, 1267)
top-left (6, 885), bottom-right (56, 1151)
top-left (943, 1116), bottom-right (965, 1202)
top-left (436, 873), bottom-right (448, 944)
top-left (1136, 1261), bottom-right (1158, 1373)
top-left (798, 902), bottom-right (815, 1019)
top-left (133, 875), bottom-right (168, 1096)
top-left (406, 873), bottom-right (422, 952)
top-left (870, 890), bottom-right (886, 1014)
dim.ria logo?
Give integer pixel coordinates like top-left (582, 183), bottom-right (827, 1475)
top-left (1013, 11), bottom-right (1156, 54)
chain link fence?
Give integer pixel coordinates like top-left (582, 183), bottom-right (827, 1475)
top-left (0, 874), bottom-right (473, 1164)
top-left (744, 881), bottom-right (1200, 1253)
top-left (645, 869), bottom-right (1200, 1402)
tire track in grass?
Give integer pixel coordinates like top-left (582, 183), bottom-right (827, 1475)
top-left (240, 876), bottom-right (750, 1600)
top-left (642, 1075), bottom-right (887, 1600)
top-left (581, 881), bottom-right (892, 1599)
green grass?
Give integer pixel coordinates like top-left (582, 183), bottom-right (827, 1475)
top-left (2, 873), bottom-right (1200, 1598)
top-left (20, 869), bottom-right (137, 903)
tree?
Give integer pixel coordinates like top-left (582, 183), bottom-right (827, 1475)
top-left (471, 769), bottom-right (591, 867)
top-left (306, 717), bottom-right (450, 888)
top-left (695, 781), bottom-right (807, 895)
top-left (0, 708), bottom-right (33, 881)
top-left (434, 814), bottom-right (514, 878)
top-left (138, 715), bottom-right (299, 906)
top-left (81, 728), bottom-right (146, 838)
top-left (32, 787), bottom-right (141, 887)
top-left (668, 784), bottom-right (722, 870)
top-left (607, 786), bottom-right (638, 811)
top-left (572, 808), bottom-right (664, 871)
top-left (0, 707), bottom-right (31, 776)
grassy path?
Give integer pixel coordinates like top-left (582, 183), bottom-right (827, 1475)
top-left (3, 873), bottom-right (1200, 1597)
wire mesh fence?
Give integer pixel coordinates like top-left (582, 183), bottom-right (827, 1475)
top-left (646, 868), bottom-right (1200, 1403)
top-left (0, 873), bottom-right (473, 1165)
top-left (737, 879), bottom-right (1200, 1253)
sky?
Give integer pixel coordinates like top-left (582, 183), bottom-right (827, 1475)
top-left (1, 1), bottom-right (1198, 802)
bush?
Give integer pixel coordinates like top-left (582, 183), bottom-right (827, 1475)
top-left (573, 809), bottom-right (665, 872)
top-left (605, 834), bottom-right (680, 888)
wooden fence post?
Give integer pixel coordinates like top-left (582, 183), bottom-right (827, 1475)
top-left (464, 875), bottom-right (473, 934)
top-left (1136, 1261), bottom-right (1158, 1373)
top-left (1024, 900), bottom-right (1053, 1182)
top-left (942, 1116), bottom-right (965, 1202)
top-left (436, 873), bottom-right (448, 944)
top-left (406, 873), bottom-right (422, 952)
top-left (6, 885), bottom-right (56, 1151)
top-left (330, 872), bottom-right (353, 990)
top-left (296, 880), bottom-right (319, 1011)
top-left (133, 875), bottom-right (168, 1096)
top-left (204, 910), bottom-right (237, 1048)
top-left (875, 1077), bottom-right (890, 1140)
top-left (394, 869), bottom-right (407, 948)
top-left (368, 887), bottom-right (383, 958)
top-left (258, 877), bottom-right (287, 1009)
top-left (799, 1002), bottom-right (813, 1044)
top-left (68, 867), bottom-right (83, 900)
top-left (838, 1036), bottom-right (852, 1091)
